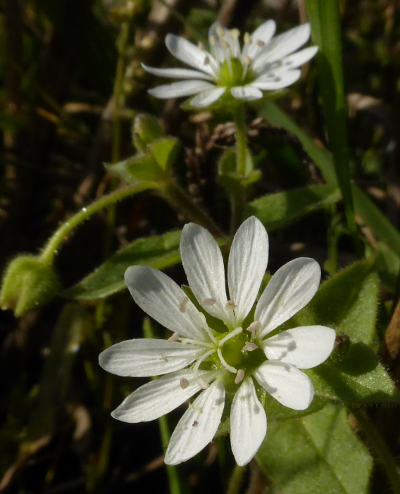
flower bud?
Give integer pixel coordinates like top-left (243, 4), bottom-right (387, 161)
top-left (132, 113), bottom-right (165, 152)
top-left (0, 255), bottom-right (61, 317)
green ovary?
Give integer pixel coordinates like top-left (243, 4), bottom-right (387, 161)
top-left (220, 332), bottom-right (247, 368)
top-left (217, 58), bottom-right (254, 88)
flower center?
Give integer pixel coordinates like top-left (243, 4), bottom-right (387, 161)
top-left (217, 58), bottom-right (254, 87)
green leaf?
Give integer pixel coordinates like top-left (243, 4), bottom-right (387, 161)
top-left (246, 184), bottom-right (340, 232)
top-left (307, 0), bottom-right (355, 232)
top-left (132, 113), bottom-right (165, 152)
top-left (257, 403), bottom-right (373, 494)
top-left (290, 260), bottom-right (398, 403)
top-left (148, 137), bottom-right (180, 171)
top-left (376, 242), bottom-right (400, 292)
top-left (218, 148), bottom-right (261, 191)
top-left (63, 231), bottom-right (181, 300)
top-left (106, 154), bottom-right (165, 184)
top-left (257, 101), bottom-right (400, 259)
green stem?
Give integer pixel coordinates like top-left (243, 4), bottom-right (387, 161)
top-left (161, 180), bottom-right (224, 238)
top-left (227, 465), bottom-right (246, 494)
top-left (40, 182), bottom-right (157, 263)
top-left (233, 105), bottom-right (248, 176)
top-left (350, 407), bottom-right (400, 494)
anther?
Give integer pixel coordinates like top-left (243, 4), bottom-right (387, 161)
top-left (161, 353), bottom-right (168, 362)
top-left (202, 298), bottom-right (216, 306)
top-left (235, 369), bottom-right (245, 384)
top-left (247, 321), bottom-right (261, 333)
top-left (225, 300), bottom-right (236, 310)
top-left (230, 28), bottom-right (240, 38)
top-left (203, 55), bottom-right (210, 65)
top-left (216, 26), bottom-right (225, 38)
top-left (244, 55), bottom-right (252, 65)
top-left (244, 33), bottom-right (251, 44)
top-left (198, 41), bottom-right (205, 51)
top-left (168, 332), bottom-right (180, 342)
top-left (180, 378), bottom-right (189, 389)
top-left (243, 342), bottom-right (258, 352)
top-left (179, 297), bottom-right (189, 312)
top-left (210, 35), bottom-right (216, 45)
top-left (256, 40), bottom-right (265, 47)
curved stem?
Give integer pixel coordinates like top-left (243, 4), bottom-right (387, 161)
top-left (40, 182), bottom-right (157, 264)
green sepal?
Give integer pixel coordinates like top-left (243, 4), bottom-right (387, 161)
top-left (218, 147), bottom-right (261, 191)
top-left (0, 255), bottom-right (61, 316)
top-left (106, 154), bottom-right (165, 184)
top-left (148, 136), bottom-right (180, 171)
top-left (132, 113), bottom-right (165, 152)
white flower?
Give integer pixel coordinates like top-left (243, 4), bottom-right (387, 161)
top-left (99, 217), bottom-right (335, 466)
top-left (142, 21), bottom-right (318, 108)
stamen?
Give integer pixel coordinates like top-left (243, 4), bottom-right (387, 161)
top-left (203, 55), bottom-right (210, 65)
top-left (244, 33), bottom-right (251, 45)
top-left (219, 326), bottom-right (243, 346)
top-left (199, 313), bottom-right (218, 344)
top-left (247, 321), bottom-right (261, 333)
top-left (235, 369), bottom-right (245, 384)
top-left (198, 378), bottom-right (209, 389)
top-left (230, 28), bottom-right (240, 39)
top-left (202, 297), bottom-right (216, 306)
top-left (168, 332), bottom-right (180, 342)
top-left (256, 39), bottom-right (265, 47)
top-left (193, 349), bottom-right (216, 374)
top-left (217, 347), bottom-right (237, 374)
top-left (243, 342), bottom-right (258, 352)
top-left (244, 55), bottom-right (252, 66)
top-left (161, 353), bottom-right (168, 362)
top-left (210, 35), bottom-right (216, 46)
top-left (179, 297), bottom-right (189, 312)
top-left (179, 337), bottom-right (214, 349)
top-left (216, 26), bottom-right (225, 38)
top-left (225, 300), bottom-right (236, 310)
top-left (180, 378), bottom-right (189, 389)
top-left (198, 41), bottom-right (205, 51)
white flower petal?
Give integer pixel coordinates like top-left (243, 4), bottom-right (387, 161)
top-left (282, 46), bottom-right (318, 69)
top-left (165, 34), bottom-right (216, 76)
top-left (230, 377), bottom-right (267, 466)
top-left (251, 19), bottom-right (276, 43)
top-left (231, 86), bottom-right (263, 100)
top-left (254, 361), bottom-right (314, 410)
top-left (142, 63), bottom-right (213, 80)
top-left (255, 257), bottom-right (321, 338)
top-left (263, 326), bottom-right (336, 369)
top-left (99, 339), bottom-right (205, 377)
top-left (246, 20), bottom-right (276, 59)
top-left (111, 369), bottom-right (215, 423)
top-left (124, 266), bottom-right (208, 341)
top-left (180, 223), bottom-right (229, 323)
top-left (252, 23), bottom-right (311, 72)
top-left (228, 216), bottom-right (269, 323)
top-left (189, 87), bottom-right (226, 108)
top-left (148, 80), bottom-right (214, 99)
top-left (252, 69), bottom-right (301, 90)
top-left (165, 379), bottom-right (225, 465)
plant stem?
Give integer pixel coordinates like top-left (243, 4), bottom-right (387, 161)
top-left (350, 406), bottom-right (400, 494)
top-left (231, 104), bottom-right (248, 232)
top-left (227, 465), bottom-right (246, 494)
top-left (161, 180), bottom-right (224, 238)
top-left (40, 182), bottom-right (157, 263)
top-left (233, 105), bottom-right (248, 176)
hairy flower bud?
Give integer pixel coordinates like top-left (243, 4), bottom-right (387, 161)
top-left (0, 255), bottom-right (61, 317)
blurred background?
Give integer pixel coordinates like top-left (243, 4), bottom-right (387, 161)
top-left (1, 0), bottom-right (399, 492)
